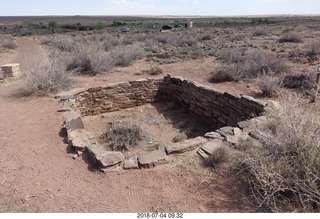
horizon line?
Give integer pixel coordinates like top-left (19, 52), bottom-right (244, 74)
top-left (1, 13), bottom-right (320, 17)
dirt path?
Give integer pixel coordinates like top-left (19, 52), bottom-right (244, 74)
top-left (0, 38), bottom-right (256, 212)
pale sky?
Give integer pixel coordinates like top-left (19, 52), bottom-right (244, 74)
top-left (1, 0), bottom-right (320, 16)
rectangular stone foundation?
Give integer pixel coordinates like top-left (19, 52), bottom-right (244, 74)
top-left (1, 63), bottom-right (20, 78)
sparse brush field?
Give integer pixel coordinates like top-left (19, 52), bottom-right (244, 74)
top-left (0, 16), bottom-right (320, 213)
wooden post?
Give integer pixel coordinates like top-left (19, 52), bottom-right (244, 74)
top-left (310, 72), bottom-right (320, 103)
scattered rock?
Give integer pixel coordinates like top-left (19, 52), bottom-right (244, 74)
top-left (58, 95), bottom-right (74, 101)
top-left (200, 139), bottom-right (227, 155)
top-left (138, 149), bottom-right (168, 168)
top-left (123, 157), bottom-right (139, 170)
top-left (67, 129), bottom-right (87, 142)
top-left (166, 137), bottom-right (208, 154)
top-left (63, 111), bottom-right (84, 131)
top-left (237, 119), bottom-right (255, 129)
top-left (58, 107), bottom-right (72, 112)
top-left (97, 151), bottom-right (124, 168)
top-left (249, 130), bottom-right (279, 147)
top-left (71, 132), bottom-right (95, 152)
top-left (204, 131), bottom-right (224, 140)
top-left (265, 100), bottom-right (283, 113)
top-left (197, 148), bottom-right (210, 161)
top-left (217, 126), bottom-right (234, 137)
top-left (233, 127), bottom-right (242, 136)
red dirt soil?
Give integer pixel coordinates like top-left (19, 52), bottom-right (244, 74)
top-left (0, 38), bottom-right (256, 212)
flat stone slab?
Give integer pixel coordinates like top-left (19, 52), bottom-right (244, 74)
top-left (166, 137), bottom-right (208, 154)
top-left (72, 132), bottom-right (96, 152)
top-left (138, 149), bottom-right (168, 168)
top-left (123, 157), bottom-right (139, 170)
top-left (197, 148), bottom-right (210, 161)
top-left (200, 139), bottom-right (227, 155)
top-left (67, 129), bottom-right (87, 142)
top-left (87, 141), bottom-right (107, 157)
top-left (59, 95), bottom-right (75, 101)
top-left (63, 111), bottom-right (84, 131)
top-left (97, 151), bottom-right (124, 168)
top-left (204, 131), bottom-right (224, 140)
top-left (217, 126), bottom-right (234, 137)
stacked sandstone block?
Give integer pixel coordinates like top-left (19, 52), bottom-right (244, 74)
top-left (158, 76), bottom-right (266, 128)
top-left (0, 63), bottom-right (20, 78)
top-left (75, 78), bottom-right (164, 116)
top-left (74, 75), bottom-right (266, 128)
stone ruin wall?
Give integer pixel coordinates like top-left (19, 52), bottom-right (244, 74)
top-left (75, 78), bottom-right (163, 116)
top-left (63, 75), bottom-right (268, 170)
top-left (158, 76), bottom-right (265, 128)
top-left (74, 75), bottom-right (265, 128)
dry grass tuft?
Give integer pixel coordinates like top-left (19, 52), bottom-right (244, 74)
top-left (22, 57), bottom-right (74, 95)
top-left (0, 35), bottom-right (17, 51)
top-left (101, 122), bottom-right (143, 152)
top-left (279, 33), bottom-right (303, 43)
top-left (258, 76), bottom-right (280, 97)
top-left (234, 97), bottom-right (320, 212)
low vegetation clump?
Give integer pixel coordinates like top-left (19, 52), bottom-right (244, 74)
top-left (0, 35), bottom-right (17, 51)
top-left (235, 100), bottom-right (320, 212)
top-left (252, 29), bottom-right (268, 37)
top-left (211, 49), bottom-right (288, 82)
top-left (278, 33), bottom-right (303, 43)
top-left (101, 122), bottom-right (143, 152)
top-left (22, 57), bottom-right (74, 95)
top-left (66, 44), bottom-right (115, 75)
top-left (258, 76), bottom-right (280, 97)
top-left (282, 74), bottom-right (314, 93)
top-left (142, 66), bottom-right (164, 75)
top-left (111, 44), bottom-right (145, 67)
top-left (306, 43), bottom-right (320, 62)
top-left (207, 145), bottom-right (230, 168)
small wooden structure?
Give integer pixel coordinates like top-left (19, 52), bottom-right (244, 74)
top-left (0, 63), bottom-right (20, 78)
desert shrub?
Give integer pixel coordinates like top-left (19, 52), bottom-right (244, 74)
top-left (282, 74), bottom-right (314, 92)
top-left (242, 49), bottom-right (288, 78)
top-left (209, 64), bottom-right (242, 83)
top-left (211, 49), bottom-right (288, 83)
top-left (67, 45), bottom-right (114, 75)
top-left (258, 76), bottom-right (280, 97)
top-left (0, 35), bottom-right (17, 50)
top-left (142, 66), bottom-right (164, 75)
top-left (230, 33), bottom-right (246, 41)
top-left (101, 122), bottom-right (143, 152)
top-left (282, 27), bottom-right (294, 33)
top-left (207, 145), bottom-right (230, 168)
top-left (278, 33), bottom-right (303, 43)
top-left (288, 48), bottom-right (303, 61)
top-left (252, 29), bottom-right (268, 37)
top-left (189, 47), bottom-right (203, 59)
top-left (111, 44), bottom-right (145, 67)
top-left (38, 36), bottom-right (54, 45)
top-left (306, 43), bottom-right (320, 62)
top-left (220, 48), bottom-right (244, 64)
top-left (235, 100), bottom-right (320, 212)
top-left (198, 33), bottom-right (212, 41)
top-left (22, 57), bottom-right (74, 94)
top-left (51, 37), bottom-right (78, 52)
